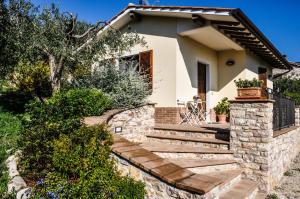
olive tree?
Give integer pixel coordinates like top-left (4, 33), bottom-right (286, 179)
top-left (2, 0), bottom-right (144, 93)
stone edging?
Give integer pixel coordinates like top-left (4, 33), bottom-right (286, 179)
top-left (5, 151), bottom-right (31, 199)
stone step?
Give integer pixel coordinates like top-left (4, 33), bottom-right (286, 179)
top-left (209, 169), bottom-right (242, 194)
top-left (140, 143), bottom-right (234, 159)
top-left (154, 123), bottom-right (230, 140)
top-left (219, 179), bottom-right (259, 199)
top-left (168, 158), bottom-right (239, 174)
top-left (146, 133), bottom-right (229, 149)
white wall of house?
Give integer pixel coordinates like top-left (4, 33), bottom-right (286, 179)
top-left (175, 36), bottom-right (219, 111)
top-left (217, 50), bottom-right (246, 100)
top-left (121, 16), bottom-right (178, 107)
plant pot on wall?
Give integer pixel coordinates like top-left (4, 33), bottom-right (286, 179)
top-left (234, 78), bottom-right (264, 99)
top-left (236, 87), bottom-right (262, 99)
top-left (217, 114), bottom-right (227, 124)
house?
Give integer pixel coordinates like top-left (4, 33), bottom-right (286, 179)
top-left (99, 4), bottom-right (292, 124)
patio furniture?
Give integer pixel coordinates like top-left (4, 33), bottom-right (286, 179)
top-left (177, 99), bottom-right (206, 126)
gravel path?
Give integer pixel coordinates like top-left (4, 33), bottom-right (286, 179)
top-left (270, 153), bottom-right (300, 199)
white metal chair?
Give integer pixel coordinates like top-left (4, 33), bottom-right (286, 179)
top-left (177, 100), bottom-right (192, 124)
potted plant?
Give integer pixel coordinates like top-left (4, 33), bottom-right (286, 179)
top-left (234, 78), bottom-right (264, 99)
top-left (214, 97), bottom-right (230, 124)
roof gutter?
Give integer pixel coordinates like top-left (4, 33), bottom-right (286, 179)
top-left (230, 9), bottom-right (292, 70)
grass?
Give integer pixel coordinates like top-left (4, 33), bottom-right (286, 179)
top-left (0, 107), bottom-right (22, 196)
top-left (284, 171), bottom-right (293, 177)
top-left (266, 193), bottom-right (279, 199)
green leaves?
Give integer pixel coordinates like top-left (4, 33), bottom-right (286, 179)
top-left (214, 97), bottom-right (230, 115)
top-left (234, 78), bottom-right (264, 88)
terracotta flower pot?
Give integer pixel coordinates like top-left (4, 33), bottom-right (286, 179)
top-left (217, 114), bottom-right (227, 124)
top-left (236, 87), bottom-right (262, 99)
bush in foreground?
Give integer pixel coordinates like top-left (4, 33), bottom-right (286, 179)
top-left (19, 88), bottom-right (145, 198)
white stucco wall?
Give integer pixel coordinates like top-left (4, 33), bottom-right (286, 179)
top-left (175, 36), bottom-right (219, 110)
top-left (121, 16), bottom-right (178, 107)
top-left (217, 50), bottom-right (246, 100)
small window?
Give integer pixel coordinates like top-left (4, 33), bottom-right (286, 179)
top-left (119, 50), bottom-right (153, 90)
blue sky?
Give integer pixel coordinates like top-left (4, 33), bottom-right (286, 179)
top-left (32, 0), bottom-right (300, 62)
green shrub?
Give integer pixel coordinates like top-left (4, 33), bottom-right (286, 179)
top-left (12, 61), bottom-right (52, 99)
top-left (0, 89), bottom-right (34, 113)
top-left (20, 88), bottom-right (112, 173)
top-left (234, 78), bottom-right (263, 88)
top-left (214, 97), bottom-right (230, 116)
top-left (30, 125), bottom-right (145, 199)
top-left (70, 59), bottom-right (151, 108)
top-left (19, 88), bottom-right (145, 198)
top-left (49, 88), bottom-right (112, 119)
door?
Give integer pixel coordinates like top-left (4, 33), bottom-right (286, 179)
top-left (258, 67), bottom-right (267, 98)
top-left (198, 63), bottom-right (207, 103)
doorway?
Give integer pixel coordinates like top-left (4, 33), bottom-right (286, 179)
top-left (198, 62), bottom-right (207, 110)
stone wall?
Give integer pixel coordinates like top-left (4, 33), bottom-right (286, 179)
top-left (108, 104), bottom-right (155, 143)
top-left (270, 127), bottom-right (300, 188)
top-left (295, 106), bottom-right (300, 126)
top-left (112, 153), bottom-right (218, 199)
top-left (230, 101), bottom-right (273, 192)
top-left (230, 100), bottom-right (300, 192)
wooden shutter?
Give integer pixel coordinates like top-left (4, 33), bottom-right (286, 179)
top-left (258, 67), bottom-right (267, 98)
top-left (139, 50), bottom-right (153, 89)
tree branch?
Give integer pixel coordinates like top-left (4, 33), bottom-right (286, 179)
top-left (66, 12), bottom-right (77, 35)
top-left (72, 20), bottom-right (106, 39)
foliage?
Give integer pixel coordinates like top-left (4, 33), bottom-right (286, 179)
top-left (274, 77), bottom-right (300, 105)
top-left (0, 83), bottom-right (34, 113)
top-left (20, 88), bottom-right (112, 173)
top-left (70, 59), bottom-right (151, 108)
top-left (1, 0), bottom-right (145, 92)
top-left (266, 193), bottom-right (279, 199)
top-left (234, 78), bottom-right (263, 88)
top-left (285, 92), bottom-right (300, 105)
top-left (0, 109), bottom-right (22, 197)
top-left (214, 97), bottom-right (230, 115)
top-left (12, 61), bottom-right (52, 99)
top-left (31, 125), bottom-right (145, 199)
top-left (20, 88), bottom-right (145, 198)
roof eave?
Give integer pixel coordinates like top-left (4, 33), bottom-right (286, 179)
top-left (230, 9), bottom-right (292, 70)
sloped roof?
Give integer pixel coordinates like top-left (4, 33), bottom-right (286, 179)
top-left (100, 5), bottom-right (292, 70)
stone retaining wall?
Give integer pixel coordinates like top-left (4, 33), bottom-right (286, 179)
top-left (112, 153), bottom-right (218, 199)
top-left (230, 100), bottom-right (300, 193)
top-left (108, 105), bottom-right (155, 143)
top-left (270, 127), bottom-right (300, 188)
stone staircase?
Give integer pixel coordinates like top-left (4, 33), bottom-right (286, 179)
top-left (84, 109), bottom-right (268, 199)
top-left (138, 123), bottom-right (266, 199)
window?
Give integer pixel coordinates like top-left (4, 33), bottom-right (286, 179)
top-left (120, 50), bottom-right (153, 89)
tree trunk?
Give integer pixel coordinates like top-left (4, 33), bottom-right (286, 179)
top-left (49, 55), bottom-right (61, 93)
